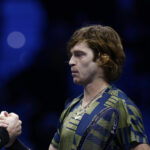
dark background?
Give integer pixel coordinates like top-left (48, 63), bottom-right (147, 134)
top-left (0, 0), bottom-right (150, 149)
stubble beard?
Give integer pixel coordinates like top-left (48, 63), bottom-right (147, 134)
top-left (73, 76), bottom-right (85, 86)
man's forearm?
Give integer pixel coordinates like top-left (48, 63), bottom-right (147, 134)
top-left (6, 139), bottom-right (31, 150)
top-left (131, 144), bottom-right (150, 150)
top-left (0, 127), bottom-right (30, 150)
top-left (49, 144), bottom-right (58, 150)
top-left (0, 127), bottom-right (9, 148)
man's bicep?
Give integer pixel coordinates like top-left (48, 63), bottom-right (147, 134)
top-left (48, 144), bottom-right (58, 150)
top-left (131, 144), bottom-right (150, 150)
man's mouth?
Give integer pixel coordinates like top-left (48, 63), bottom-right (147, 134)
top-left (71, 70), bottom-right (78, 76)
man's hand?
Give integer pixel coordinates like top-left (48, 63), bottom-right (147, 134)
top-left (131, 144), bottom-right (150, 150)
top-left (49, 144), bottom-right (58, 150)
top-left (0, 111), bottom-right (22, 147)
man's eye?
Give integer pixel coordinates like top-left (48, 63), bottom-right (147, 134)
top-left (74, 52), bottom-right (85, 57)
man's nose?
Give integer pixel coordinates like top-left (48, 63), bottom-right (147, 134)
top-left (69, 56), bottom-right (75, 66)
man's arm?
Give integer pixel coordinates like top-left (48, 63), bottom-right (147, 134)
top-left (0, 111), bottom-right (30, 150)
top-left (48, 144), bottom-right (58, 150)
top-left (4, 113), bottom-right (22, 147)
top-left (6, 139), bottom-right (31, 150)
top-left (131, 144), bottom-right (150, 150)
top-left (0, 127), bottom-right (9, 148)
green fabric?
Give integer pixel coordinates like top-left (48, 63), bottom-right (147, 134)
top-left (51, 85), bottom-right (149, 150)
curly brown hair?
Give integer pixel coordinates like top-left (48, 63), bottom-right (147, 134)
top-left (67, 25), bottom-right (125, 83)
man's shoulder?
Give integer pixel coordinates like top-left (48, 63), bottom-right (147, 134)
top-left (108, 85), bottom-right (142, 119)
top-left (109, 85), bottom-right (137, 106)
top-left (64, 94), bottom-right (83, 109)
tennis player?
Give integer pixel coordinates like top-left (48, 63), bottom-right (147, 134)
top-left (49, 25), bottom-right (150, 150)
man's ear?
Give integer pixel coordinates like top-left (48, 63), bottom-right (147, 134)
top-left (97, 54), bottom-right (110, 65)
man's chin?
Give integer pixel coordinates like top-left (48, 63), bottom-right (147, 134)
top-left (73, 79), bottom-right (83, 85)
top-left (73, 79), bottom-right (79, 84)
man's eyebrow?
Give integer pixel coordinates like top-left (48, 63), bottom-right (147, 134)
top-left (72, 50), bottom-right (85, 53)
top-left (69, 50), bottom-right (86, 57)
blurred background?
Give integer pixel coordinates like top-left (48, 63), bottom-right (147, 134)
top-left (0, 0), bottom-right (150, 149)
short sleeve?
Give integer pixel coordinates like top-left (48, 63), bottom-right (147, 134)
top-left (51, 129), bottom-right (60, 148)
top-left (51, 111), bottom-right (64, 148)
top-left (50, 96), bottom-right (81, 149)
top-left (115, 99), bottom-right (149, 149)
top-left (51, 106), bottom-right (70, 148)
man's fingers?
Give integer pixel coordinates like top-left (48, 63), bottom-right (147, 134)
top-left (0, 121), bottom-right (9, 128)
top-left (19, 120), bottom-right (22, 125)
top-left (4, 111), bottom-right (9, 117)
top-left (0, 116), bottom-right (5, 120)
top-left (9, 113), bottom-right (19, 119)
top-left (0, 111), bottom-right (8, 117)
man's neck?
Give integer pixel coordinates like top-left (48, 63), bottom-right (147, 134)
top-left (82, 78), bottom-right (109, 104)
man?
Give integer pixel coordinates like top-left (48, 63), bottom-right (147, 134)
top-left (49, 25), bottom-right (150, 150)
top-left (0, 111), bottom-right (30, 150)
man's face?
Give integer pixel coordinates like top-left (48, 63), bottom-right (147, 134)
top-left (69, 41), bottom-right (100, 86)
